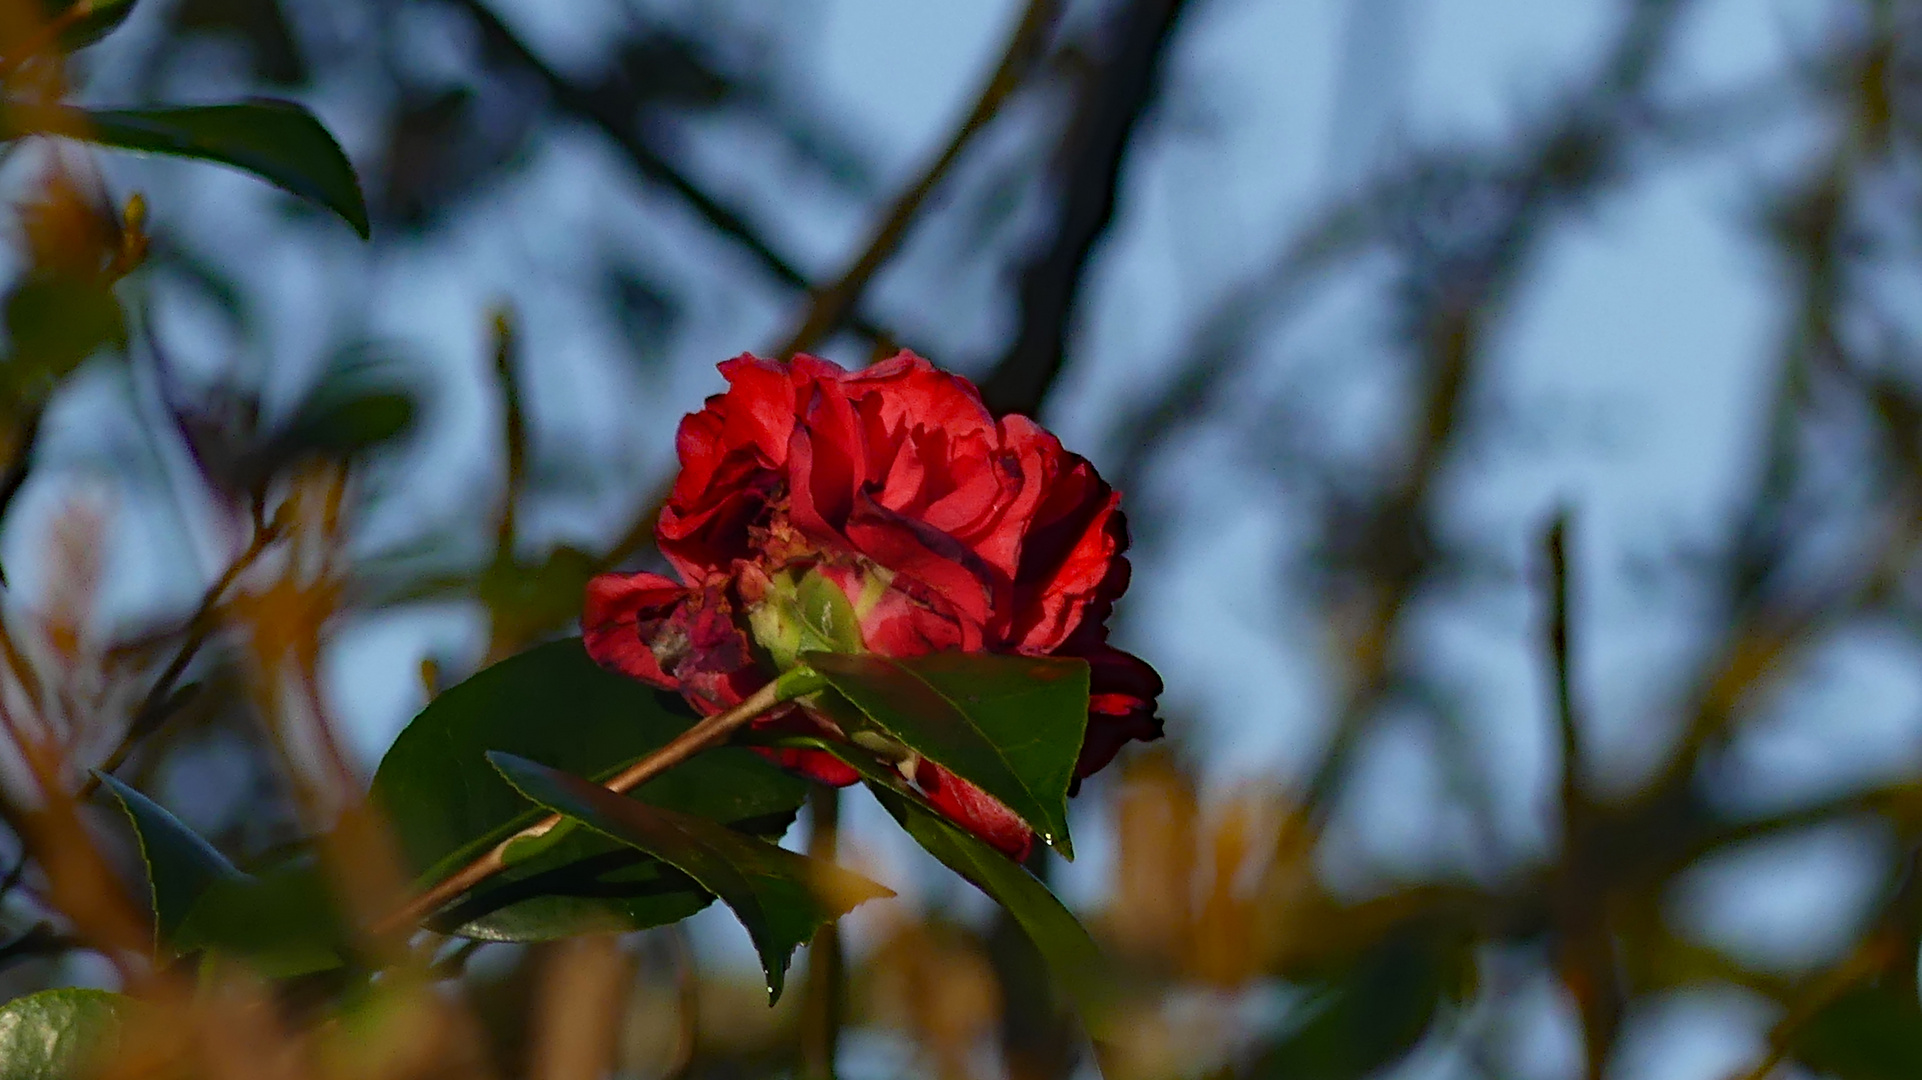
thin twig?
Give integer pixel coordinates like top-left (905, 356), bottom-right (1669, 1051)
top-left (371, 678), bottom-right (786, 937)
top-left (447, 0), bottom-right (898, 347)
top-left (0, 399), bottom-right (47, 586)
top-left (774, 0), bottom-right (1064, 358)
top-left (491, 307), bottom-right (525, 559)
top-left (1289, 1), bottom-right (1694, 820)
top-left (978, 0), bottom-right (1195, 418)
top-left (80, 522), bottom-right (279, 798)
top-left (1546, 515), bottom-right (1582, 831)
top-left (1545, 514), bottom-right (1620, 1080)
top-left (1722, 923), bottom-right (1907, 1080)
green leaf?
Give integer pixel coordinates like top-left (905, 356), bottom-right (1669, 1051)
top-left (488, 752), bottom-right (892, 1002)
top-left (369, 638), bottom-right (809, 940)
top-left (803, 651), bottom-right (1089, 858)
top-left (795, 738), bottom-right (1121, 1040)
top-left (1250, 935), bottom-right (1453, 1080)
top-left (477, 546), bottom-right (600, 648)
top-left (4, 275), bottom-right (126, 397)
top-left (0, 988), bottom-right (130, 1080)
top-left (96, 772), bottom-right (347, 977)
top-left (232, 341), bottom-right (419, 489)
top-left (40, 0), bottom-right (141, 50)
top-left (1796, 985), bottom-right (1922, 1080)
top-left (95, 772), bottom-right (243, 954)
top-left (7, 101), bottom-right (368, 238)
top-left (432, 830), bottom-right (714, 943)
top-left (276, 389), bottom-right (414, 459)
top-left (174, 859), bottom-right (348, 980)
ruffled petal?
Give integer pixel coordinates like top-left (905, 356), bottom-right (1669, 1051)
top-left (843, 351), bottom-right (996, 442)
top-left (786, 378), bottom-right (864, 542)
top-left (845, 488), bottom-right (997, 632)
top-left (1011, 480), bottom-right (1125, 653)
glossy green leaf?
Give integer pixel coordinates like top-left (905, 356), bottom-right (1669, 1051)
top-left (796, 738), bottom-right (1120, 1041)
top-left (804, 651), bottom-right (1089, 858)
top-left (431, 830), bottom-right (714, 942)
top-left (369, 638), bottom-right (808, 940)
top-left (0, 988), bottom-right (130, 1080)
top-left (489, 752), bottom-right (893, 1002)
top-left (7, 101), bottom-right (368, 238)
top-left (174, 859), bottom-right (348, 980)
top-left (95, 772), bottom-right (243, 954)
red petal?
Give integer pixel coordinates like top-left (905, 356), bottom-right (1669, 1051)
top-left (657, 453), bottom-right (780, 580)
top-left (845, 488), bottom-right (997, 630)
top-left (1073, 645), bottom-right (1164, 780)
top-left (714, 353), bottom-right (805, 467)
top-left (582, 572), bottom-right (687, 689)
top-left (755, 746), bottom-right (860, 787)
top-left (914, 760), bottom-right (1034, 861)
top-left (1011, 482), bottom-right (1124, 653)
top-left (786, 379), bottom-right (864, 541)
top-left (921, 431), bottom-right (1012, 539)
top-left (843, 351), bottom-right (996, 442)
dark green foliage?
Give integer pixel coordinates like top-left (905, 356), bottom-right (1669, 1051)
top-left (489, 752), bottom-right (892, 1001)
top-left (37, 0), bottom-right (141, 50)
top-left (96, 772), bottom-right (242, 953)
top-left (98, 772), bottom-right (347, 978)
top-left (5, 101), bottom-right (368, 238)
top-left (172, 859), bottom-right (348, 979)
top-left (1797, 984), bottom-right (1922, 1080)
top-left (369, 638), bottom-right (809, 940)
top-left (3, 275), bottom-right (125, 402)
top-left (1251, 935), bottom-right (1456, 1080)
top-left (799, 738), bottom-right (1123, 1040)
top-left (804, 651), bottom-right (1089, 858)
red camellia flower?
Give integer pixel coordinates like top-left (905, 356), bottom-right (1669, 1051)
top-left (583, 351), bottom-right (1161, 858)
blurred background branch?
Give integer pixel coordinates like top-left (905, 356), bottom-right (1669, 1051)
top-left (5, 0), bottom-right (1922, 1078)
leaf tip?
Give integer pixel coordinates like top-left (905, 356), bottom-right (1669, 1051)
top-left (1045, 831), bottom-right (1075, 862)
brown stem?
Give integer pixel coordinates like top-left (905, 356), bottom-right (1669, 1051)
top-left (371, 678), bottom-right (786, 937)
top-left (80, 522), bottom-right (279, 798)
top-left (798, 784), bottom-right (843, 1079)
top-left (0, 1), bottom-right (91, 77)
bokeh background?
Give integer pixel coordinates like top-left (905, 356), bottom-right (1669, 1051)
top-left (8, 0), bottom-right (1922, 1077)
